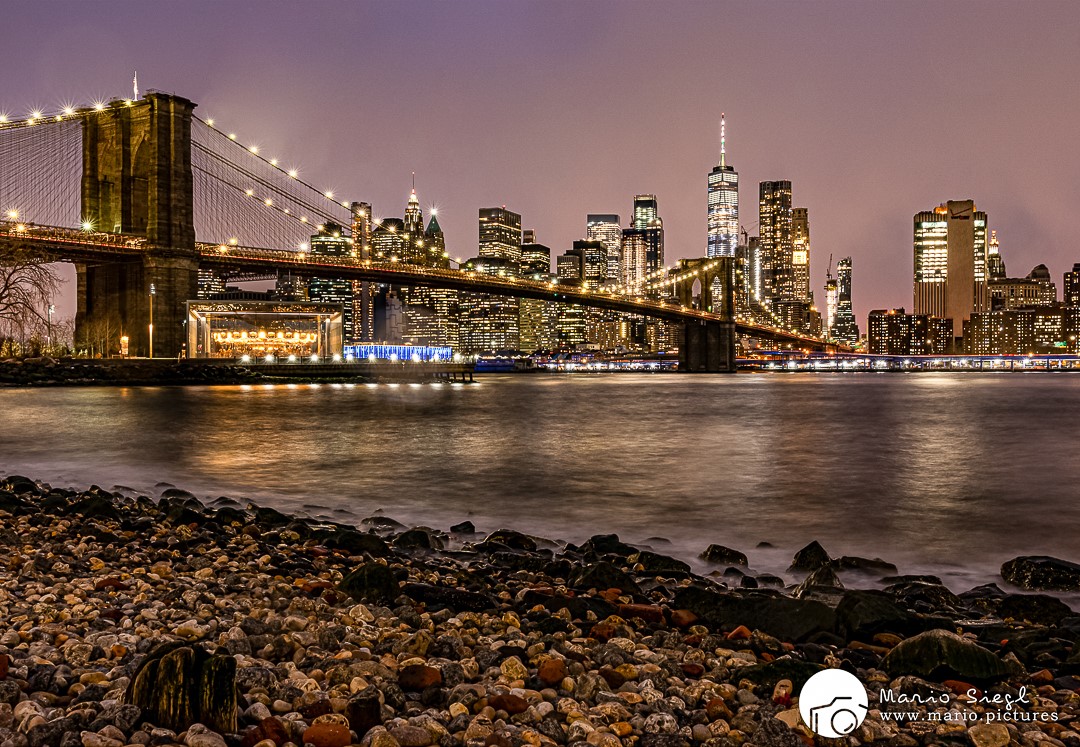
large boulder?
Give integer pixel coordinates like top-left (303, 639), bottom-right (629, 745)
top-left (881, 629), bottom-right (1013, 682)
top-left (673, 586), bottom-right (835, 642)
top-left (700, 544), bottom-right (749, 566)
top-left (627, 550), bottom-right (691, 574)
top-left (569, 561), bottom-right (640, 594)
top-left (125, 643), bottom-right (236, 734)
top-left (835, 589), bottom-right (929, 641)
top-left (789, 541), bottom-right (831, 571)
top-left (1001, 556), bottom-right (1080, 592)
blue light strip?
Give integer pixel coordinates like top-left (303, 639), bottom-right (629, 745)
top-left (344, 343), bottom-right (453, 362)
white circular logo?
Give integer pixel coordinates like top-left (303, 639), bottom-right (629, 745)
top-left (798, 669), bottom-right (868, 738)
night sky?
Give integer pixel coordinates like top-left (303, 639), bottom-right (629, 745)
top-left (5, 1), bottom-right (1080, 323)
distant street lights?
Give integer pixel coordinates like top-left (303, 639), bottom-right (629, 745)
top-left (47, 303), bottom-right (54, 352)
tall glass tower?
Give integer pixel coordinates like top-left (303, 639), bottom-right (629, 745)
top-left (707, 114), bottom-right (739, 258)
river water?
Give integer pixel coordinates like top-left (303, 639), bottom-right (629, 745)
top-left (1, 373), bottom-right (1078, 592)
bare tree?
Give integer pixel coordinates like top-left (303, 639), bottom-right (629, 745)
top-left (0, 247), bottom-right (62, 351)
top-left (76, 313), bottom-right (122, 358)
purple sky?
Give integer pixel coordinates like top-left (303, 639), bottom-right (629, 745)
top-left (5, 1), bottom-right (1080, 324)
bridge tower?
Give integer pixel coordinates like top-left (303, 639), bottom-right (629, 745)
top-left (675, 257), bottom-right (737, 372)
top-left (76, 93), bottom-right (198, 357)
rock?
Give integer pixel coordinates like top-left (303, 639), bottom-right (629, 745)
top-left (302, 722), bottom-right (353, 747)
top-left (488, 693), bottom-right (529, 715)
top-left (995, 593), bottom-right (1074, 625)
top-left (835, 589), bottom-right (925, 641)
top-left (324, 529), bottom-right (390, 556)
top-left (700, 545), bottom-right (748, 566)
top-left (390, 725), bottom-right (434, 747)
top-left (450, 520), bottom-right (475, 533)
top-left (789, 541), bottom-right (831, 571)
top-left (80, 733), bottom-right (124, 747)
top-left (339, 562), bottom-right (399, 603)
top-left (881, 629), bottom-right (1013, 681)
top-left (1001, 555), bottom-right (1080, 591)
top-left (240, 717), bottom-right (289, 747)
top-left (835, 556), bottom-right (899, 574)
top-left (394, 528), bottom-right (443, 551)
top-left (673, 586), bottom-right (835, 642)
top-left (398, 664), bottom-right (442, 690)
top-left (736, 659), bottom-right (825, 689)
top-left (401, 583), bottom-right (495, 612)
top-left (581, 534), bottom-right (638, 557)
top-left (627, 550), bottom-right (690, 574)
top-left (125, 644), bottom-right (237, 734)
top-left (569, 561), bottom-right (640, 594)
top-left (184, 723), bottom-right (228, 747)
top-left (968, 723), bottom-right (1010, 747)
top-left (500, 656), bottom-right (528, 681)
top-left (346, 688), bottom-right (382, 737)
top-left (481, 529), bottom-right (537, 551)
top-left (792, 564), bottom-right (843, 598)
top-left (537, 658), bottom-right (566, 686)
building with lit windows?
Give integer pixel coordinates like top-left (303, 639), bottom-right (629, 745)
top-left (555, 249), bottom-right (587, 347)
top-left (620, 196), bottom-right (664, 293)
top-left (913, 200), bottom-right (988, 342)
top-left (1065, 263), bottom-right (1080, 307)
top-left (707, 114), bottom-right (739, 260)
top-left (587, 214), bottom-right (622, 285)
top-left (832, 257), bottom-right (859, 345)
top-left (349, 201), bottom-right (375, 341)
top-left (197, 269), bottom-right (227, 299)
top-left (987, 230), bottom-right (1006, 280)
top-left (868, 308), bottom-right (952, 355)
top-left (573, 240), bottom-right (607, 290)
top-left (344, 343), bottom-right (452, 362)
top-left (307, 222), bottom-right (359, 343)
top-left (964, 306), bottom-right (1068, 355)
top-left (478, 207), bottom-right (523, 267)
top-left (989, 266), bottom-right (1054, 310)
top-left (457, 256), bottom-right (520, 353)
top-left (518, 238), bottom-right (555, 351)
top-left (791, 207), bottom-right (811, 303)
top-left (758, 181), bottom-right (792, 307)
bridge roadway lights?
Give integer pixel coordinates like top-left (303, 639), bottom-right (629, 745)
top-left (679, 320), bottom-right (737, 373)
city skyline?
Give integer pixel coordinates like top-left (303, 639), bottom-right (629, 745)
top-left (4, 1), bottom-right (1080, 326)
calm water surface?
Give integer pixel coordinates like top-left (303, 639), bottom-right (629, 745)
top-left (2, 373), bottom-right (1078, 590)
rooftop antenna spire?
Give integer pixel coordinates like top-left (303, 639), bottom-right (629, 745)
top-left (133, 70), bottom-right (139, 100)
top-left (411, 171), bottom-right (416, 193)
top-left (720, 112), bottom-right (726, 169)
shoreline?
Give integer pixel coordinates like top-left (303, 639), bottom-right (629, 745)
top-left (1, 475), bottom-right (1079, 747)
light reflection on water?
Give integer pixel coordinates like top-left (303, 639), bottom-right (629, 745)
top-left (1, 373), bottom-right (1079, 591)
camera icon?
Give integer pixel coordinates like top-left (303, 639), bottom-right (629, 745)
top-left (798, 670), bottom-right (869, 738)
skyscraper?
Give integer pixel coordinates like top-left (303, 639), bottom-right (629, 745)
top-left (791, 207), bottom-right (811, 303)
top-left (824, 263), bottom-right (838, 337)
top-left (758, 181), bottom-right (792, 307)
top-left (621, 195), bottom-right (664, 294)
top-left (586, 214), bottom-right (622, 286)
top-left (707, 114), bottom-right (739, 259)
top-left (518, 236), bottom-right (554, 351)
top-left (573, 239), bottom-right (608, 290)
top-left (1064, 263), bottom-right (1080, 307)
top-left (832, 257), bottom-right (859, 345)
top-left (913, 200), bottom-right (989, 340)
top-left (349, 201), bottom-right (375, 341)
top-left (307, 222), bottom-right (357, 342)
top-left (478, 207), bottom-right (523, 269)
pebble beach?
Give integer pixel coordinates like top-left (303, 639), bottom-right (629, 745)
top-left (1, 475), bottom-right (1079, 747)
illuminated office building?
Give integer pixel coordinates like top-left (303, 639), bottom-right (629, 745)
top-left (555, 249), bottom-right (587, 347)
top-left (868, 308), bottom-right (952, 355)
top-left (620, 195), bottom-right (664, 293)
top-left (964, 306), bottom-right (1068, 355)
top-left (479, 207), bottom-right (523, 268)
top-left (707, 114), bottom-right (739, 259)
top-left (758, 181), bottom-right (792, 307)
top-left (987, 230), bottom-right (1006, 280)
top-left (832, 257), bottom-right (859, 345)
top-left (307, 222), bottom-right (358, 343)
top-left (197, 269), bottom-right (227, 300)
top-left (913, 199), bottom-right (988, 341)
top-left (1065, 263), bottom-right (1080, 307)
top-left (519, 236), bottom-right (555, 351)
top-left (458, 256), bottom-right (520, 353)
top-left (587, 214), bottom-right (622, 285)
top-left (791, 207), bottom-right (811, 303)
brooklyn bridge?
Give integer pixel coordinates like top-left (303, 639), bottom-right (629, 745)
top-left (0, 92), bottom-right (840, 372)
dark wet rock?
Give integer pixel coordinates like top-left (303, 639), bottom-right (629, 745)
top-left (362, 515), bottom-right (407, 531)
top-left (884, 580), bottom-right (964, 612)
top-left (995, 594), bottom-right (1074, 626)
top-left (793, 564), bottom-right (843, 598)
top-left (700, 544), bottom-right (749, 565)
top-left (569, 561), bottom-right (641, 594)
top-left (835, 590), bottom-right (926, 641)
top-left (882, 629), bottom-right (1014, 681)
top-left (480, 528), bottom-right (537, 551)
top-left (1002, 555), bottom-right (1080, 591)
top-left (449, 520), bottom-right (475, 533)
top-left (322, 528), bottom-right (390, 556)
top-left (836, 555), bottom-right (899, 574)
top-left (789, 541), bottom-right (831, 571)
top-left (395, 527), bottom-right (444, 551)
top-left (339, 562), bottom-right (400, 603)
top-left (628, 550), bottom-right (691, 574)
top-left (68, 493), bottom-right (122, 521)
top-left (402, 582), bottom-right (496, 611)
top-left (520, 589), bottom-right (618, 621)
top-left (737, 658), bottom-right (825, 689)
top-left (580, 533), bottom-right (638, 558)
top-left (673, 586), bottom-right (835, 642)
